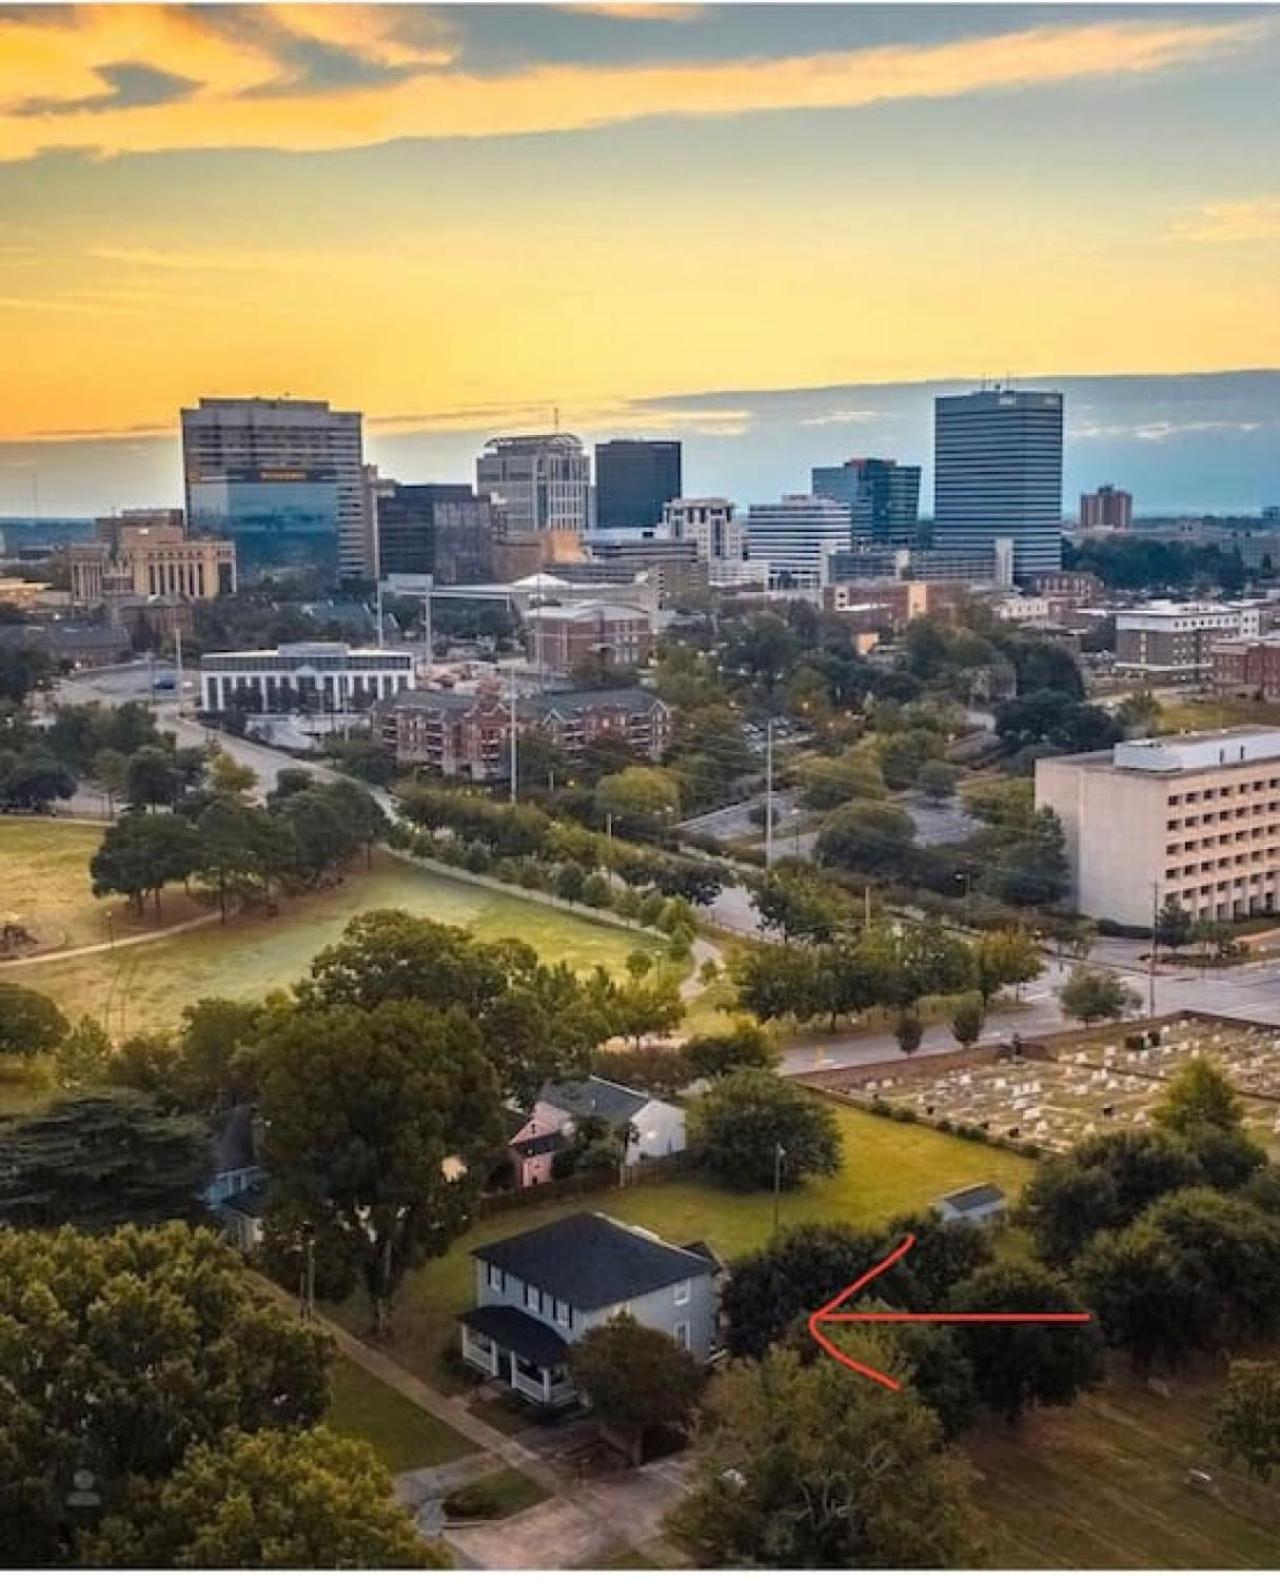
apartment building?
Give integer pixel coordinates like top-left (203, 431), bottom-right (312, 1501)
top-left (1115, 601), bottom-right (1265, 683)
top-left (379, 685), bottom-right (671, 778)
top-left (1211, 634), bottom-right (1280, 701)
top-left (1036, 727), bottom-right (1280, 924)
top-left (522, 601), bottom-right (654, 674)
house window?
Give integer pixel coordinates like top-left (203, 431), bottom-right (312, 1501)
top-left (674, 1321), bottom-right (691, 1351)
top-left (553, 1299), bottom-right (572, 1327)
top-left (524, 1283), bottom-right (540, 1313)
top-left (674, 1280), bottom-right (691, 1306)
top-left (487, 1264), bottom-right (502, 1292)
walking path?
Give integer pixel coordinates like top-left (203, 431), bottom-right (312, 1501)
top-left (0, 908), bottom-right (221, 972)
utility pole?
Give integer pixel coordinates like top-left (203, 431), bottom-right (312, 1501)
top-left (173, 624), bottom-right (184, 718)
top-left (764, 719), bottom-right (775, 869)
top-left (864, 884), bottom-right (872, 928)
top-left (605, 811), bottom-right (614, 877)
top-left (1149, 881), bottom-right (1159, 1018)
top-left (508, 664), bottom-right (518, 805)
top-left (422, 576), bottom-right (434, 685)
top-left (772, 1142), bottom-right (786, 1232)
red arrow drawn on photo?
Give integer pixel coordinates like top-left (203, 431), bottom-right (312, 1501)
top-left (807, 1233), bottom-right (1092, 1391)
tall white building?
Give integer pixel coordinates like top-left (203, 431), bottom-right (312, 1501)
top-left (1037, 727), bottom-right (1280, 925)
top-left (661, 497), bottom-right (744, 564)
top-left (745, 494), bottom-right (851, 584)
top-left (476, 434), bottom-right (590, 546)
top-left (181, 397), bottom-right (372, 581)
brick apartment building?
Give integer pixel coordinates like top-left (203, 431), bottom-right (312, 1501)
top-left (1115, 601), bottom-right (1266, 684)
top-left (522, 601), bottom-right (654, 674)
top-left (1212, 634), bottom-right (1280, 701)
top-left (379, 685), bottom-right (672, 779)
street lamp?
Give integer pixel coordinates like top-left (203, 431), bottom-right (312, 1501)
top-left (105, 909), bottom-right (115, 949)
top-left (772, 1142), bottom-right (787, 1232)
top-left (956, 870), bottom-right (973, 924)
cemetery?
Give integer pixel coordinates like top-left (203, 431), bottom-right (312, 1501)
top-left (820, 1014), bottom-right (1280, 1156)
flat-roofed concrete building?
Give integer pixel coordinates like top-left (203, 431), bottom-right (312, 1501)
top-left (1115, 601), bottom-right (1265, 683)
top-left (199, 641), bottom-right (413, 716)
top-left (1036, 727), bottom-right (1280, 925)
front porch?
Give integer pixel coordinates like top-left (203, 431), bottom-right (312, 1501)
top-left (459, 1305), bottom-right (577, 1409)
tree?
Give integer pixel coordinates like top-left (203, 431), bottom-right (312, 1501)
top-left (668, 1344), bottom-right (978, 1568)
top-left (731, 941), bottom-right (818, 1023)
top-left (207, 748), bottom-right (258, 799)
top-left (794, 753), bottom-right (886, 811)
top-left (689, 1070), bottom-right (841, 1191)
top-left (1, 748), bottom-right (75, 810)
top-left (944, 990), bottom-right (981, 1047)
top-left (607, 973), bottom-right (685, 1048)
top-left (91, 746), bottom-right (129, 817)
top-left (54, 1014), bottom-right (113, 1088)
top-left (0, 1091), bottom-right (210, 1229)
top-left (1154, 895), bottom-right (1193, 949)
top-left (947, 1262), bottom-right (1102, 1422)
top-left (814, 799), bottom-right (915, 874)
top-left (1212, 1360), bottom-right (1280, 1482)
top-left (751, 867), bottom-right (848, 942)
top-left (1056, 965), bottom-right (1140, 1026)
top-left (918, 758), bottom-right (959, 803)
top-left (125, 745), bottom-right (182, 810)
top-left (879, 728), bottom-right (946, 791)
top-left (1154, 1054), bottom-right (1244, 1136)
top-left (0, 1222), bottom-right (331, 1565)
top-left (80, 1427), bottom-right (438, 1568)
top-left (683, 1021), bottom-right (776, 1081)
top-left (894, 1008), bottom-right (924, 1054)
top-left (256, 1000), bottom-right (505, 1332)
top-left (90, 811), bottom-right (201, 918)
top-left (595, 765), bottom-right (682, 835)
top-left (974, 928), bottom-right (1043, 1004)
top-left (0, 981), bottom-right (68, 1061)
top-left (568, 1314), bottom-right (705, 1464)
top-left (980, 807), bottom-right (1069, 906)
top-left (194, 795), bottom-right (266, 920)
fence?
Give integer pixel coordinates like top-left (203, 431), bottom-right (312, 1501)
top-left (474, 1150), bottom-right (697, 1219)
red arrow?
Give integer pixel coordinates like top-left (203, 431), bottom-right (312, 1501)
top-left (807, 1233), bottom-right (1092, 1391)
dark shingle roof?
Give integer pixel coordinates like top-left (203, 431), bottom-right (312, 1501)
top-left (512, 1131), bottom-right (564, 1159)
top-left (937, 1183), bottom-right (1006, 1213)
top-left (472, 1212), bottom-right (712, 1310)
top-left (221, 1181), bottom-right (268, 1218)
top-left (460, 1305), bottom-right (570, 1367)
top-left (539, 1077), bottom-right (651, 1126)
top-left (211, 1104), bottom-right (256, 1175)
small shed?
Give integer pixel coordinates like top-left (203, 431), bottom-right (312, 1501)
top-left (933, 1182), bottom-right (1007, 1227)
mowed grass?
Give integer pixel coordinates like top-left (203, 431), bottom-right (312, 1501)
top-left (324, 1353), bottom-right (473, 1473)
top-left (1156, 697), bottom-right (1280, 734)
top-left (330, 1104), bottom-right (1032, 1390)
top-left (0, 817), bottom-right (205, 953)
top-left (9, 839), bottom-right (640, 1034)
top-left (969, 1354), bottom-right (1280, 1569)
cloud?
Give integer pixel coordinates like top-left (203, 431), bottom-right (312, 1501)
top-left (798, 408), bottom-right (884, 427)
top-left (0, 13), bottom-right (1257, 161)
top-left (563, 4), bottom-right (708, 20)
top-left (1071, 418), bottom-right (1272, 443)
top-left (1170, 198), bottom-right (1280, 243)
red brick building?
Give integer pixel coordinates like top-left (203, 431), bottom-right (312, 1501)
top-left (1212, 635), bottom-right (1280, 700)
top-left (522, 601), bottom-right (654, 675)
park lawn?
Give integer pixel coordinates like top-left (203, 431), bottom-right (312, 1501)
top-left (0, 816), bottom-right (205, 954)
top-left (10, 841), bottom-right (640, 1034)
top-left (1156, 697), bottom-right (1280, 734)
top-left (968, 1353), bottom-right (1280, 1569)
top-left (324, 1353), bottom-right (473, 1473)
top-left (329, 1104), bottom-right (1032, 1390)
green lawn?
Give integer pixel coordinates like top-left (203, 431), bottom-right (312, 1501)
top-left (445, 1467), bottom-right (548, 1521)
top-left (969, 1354), bottom-right (1280, 1568)
top-left (324, 1353), bottom-right (473, 1473)
top-left (1156, 697), bottom-right (1280, 734)
top-left (330, 1103), bottom-right (1032, 1389)
top-left (8, 837), bottom-right (640, 1034)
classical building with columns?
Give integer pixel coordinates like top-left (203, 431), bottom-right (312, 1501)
top-left (199, 641), bottom-right (413, 717)
top-left (70, 510), bottom-right (236, 607)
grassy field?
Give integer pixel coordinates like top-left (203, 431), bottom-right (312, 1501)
top-left (969, 1355), bottom-right (1280, 1568)
top-left (446, 1467), bottom-right (548, 1520)
top-left (1156, 697), bottom-right (1280, 734)
top-left (324, 1353), bottom-right (473, 1473)
top-left (7, 836), bottom-right (641, 1034)
top-left (0, 817), bottom-right (206, 953)
top-left (331, 1103), bottom-right (1032, 1390)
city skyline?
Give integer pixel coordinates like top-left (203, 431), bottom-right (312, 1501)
top-left (1, 3), bottom-right (1278, 515)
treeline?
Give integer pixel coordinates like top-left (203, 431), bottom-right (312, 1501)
top-left (90, 769), bottom-right (384, 920)
top-left (1, 699), bottom-right (197, 814)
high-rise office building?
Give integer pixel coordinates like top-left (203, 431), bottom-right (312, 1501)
top-left (476, 435), bottom-right (590, 551)
top-left (373, 480), bottom-right (497, 584)
top-left (745, 494), bottom-right (852, 584)
top-left (933, 388), bottom-right (1064, 578)
top-left (594, 440), bottom-right (682, 531)
top-left (1080, 484), bottom-right (1133, 531)
top-left (811, 457), bottom-right (921, 546)
top-left (181, 398), bottom-right (371, 580)
top-left (661, 497), bottom-right (744, 564)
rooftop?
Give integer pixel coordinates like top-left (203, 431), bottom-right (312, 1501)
top-left (1112, 727), bottom-right (1280, 774)
top-left (936, 1182), bottom-right (1006, 1212)
top-left (539, 1076), bottom-right (655, 1126)
top-left (471, 1211), bottom-right (713, 1310)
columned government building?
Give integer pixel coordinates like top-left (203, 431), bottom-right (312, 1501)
top-left (199, 642), bottom-right (413, 715)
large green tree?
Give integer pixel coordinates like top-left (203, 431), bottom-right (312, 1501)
top-left (0, 1091), bottom-right (210, 1229)
top-left (568, 1314), bottom-right (705, 1464)
top-left (1056, 965), bottom-right (1140, 1026)
top-left (688, 1069), bottom-right (841, 1191)
top-left (668, 1344), bottom-right (979, 1567)
top-left (255, 999), bottom-right (505, 1331)
top-left (80, 1427), bottom-right (438, 1567)
top-left (90, 811), bottom-right (201, 918)
top-left (0, 981), bottom-right (68, 1061)
top-left (1212, 1359), bottom-right (1280, 1482)
top-left (0, 1223), bottom-right (331, 1565)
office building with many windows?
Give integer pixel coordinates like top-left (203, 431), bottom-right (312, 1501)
top-left (476, 435), bottom-right (590, 552)
top-left (181, 397), bottom-right (372, 580)
top-left (373, 480), bottom-right (498, 584)
top-left (1079, 483), bottom-right (1133, 531)
top-left (594, 440), bottom-right (682, 531)
top-left (199, 641), bottom-right (412, 716)
top-left (745, 494), bottom-right (852, 584)
top-left (811, 457), bottom-right (921, 547)
top-left (933, 387), bottom-right (1064, 578)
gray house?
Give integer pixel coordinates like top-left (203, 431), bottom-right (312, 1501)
top-left (934, 1182), bottom-right (1007, 1227)
top-left (459, 1211), bottom-right (719, 1408)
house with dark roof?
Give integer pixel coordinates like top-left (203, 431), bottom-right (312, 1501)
top-left (933, 1182), bottom-right (1007, 1226)
top-left (204, 1104), bottom-right (267, 1251)
top-left (528, 1076), bottom-right (686, 1171)
top-left (459, 1212), bottom-right (719, 1407)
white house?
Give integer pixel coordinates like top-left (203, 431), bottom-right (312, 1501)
top-left (532, 1077), bottom-right (686, 1168)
